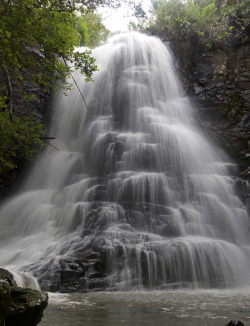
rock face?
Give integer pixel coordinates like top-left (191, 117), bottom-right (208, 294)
top-left (35, 254), bottom-right (107, 293)
top-left (0, 274), bottom-right (48, 326)
top-left (160, 27), bottom-right (250, 182)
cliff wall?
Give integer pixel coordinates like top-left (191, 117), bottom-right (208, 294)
top-left (160, 27), bottom-right (250, 180)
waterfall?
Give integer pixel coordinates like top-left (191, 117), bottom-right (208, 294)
top-left (0, 32), bottom-right (249, 291)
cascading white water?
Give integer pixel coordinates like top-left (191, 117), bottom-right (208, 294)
top-left (0, 32), bottom-right (249, 291)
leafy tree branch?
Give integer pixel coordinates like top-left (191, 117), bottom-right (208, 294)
top-left (0, 0), bottom-right (118, 175)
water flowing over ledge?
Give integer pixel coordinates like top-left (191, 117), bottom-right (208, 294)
top-left (0, 32), bottom-right (249, 292)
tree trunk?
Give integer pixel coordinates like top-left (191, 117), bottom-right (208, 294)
top-left (2, 65), bottom-right (13, 118)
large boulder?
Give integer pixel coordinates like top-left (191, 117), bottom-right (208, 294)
top-left (0, 269), bottom-right (48, 326)
top-left (6, 287), bottom-right (48, 326)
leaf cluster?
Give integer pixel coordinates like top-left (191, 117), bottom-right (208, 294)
top-left (0, 0), bottom-right (101, 176)
top-left (0, 0), bottom-right (99, 95)
top-left (81, 10), bottom-right (110, 47)
top-left (0, 111), bottom-right (45, 174)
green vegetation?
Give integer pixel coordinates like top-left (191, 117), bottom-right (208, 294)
top-left (131, 0), bottom-right (250, 45)
top-left (0, 0), bottom-right (114, 176)
top-left (73, 14), bottom-right (90, 46)
top-left (0, 0), bottom-right (99, 107)
top-left (72, 10), bottom-right (110, 48)
top-left (81, 10), bottom-right (110, 47)
top-left (0, 111), bottom-right (44, 174)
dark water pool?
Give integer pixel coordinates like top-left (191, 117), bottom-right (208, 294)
top-left (40, 289), bottom-right (250, 326)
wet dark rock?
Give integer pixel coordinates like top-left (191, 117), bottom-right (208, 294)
top-left (0, 268), bottom-right (17, 287)
top-left (87, 279), bottom-right (106, 291)
top-left (0, 282), bottom-right (10, 326)
top-left (160, 28), bottom-right (250, 182)
top-left (0, 280), bottom-right (48, 326)
top-left (6, 287), bottom-right (48, 326)
top-left (34, 254), bottom-right (107, 292)
top-left (225, 321), bottom-right (245, 326)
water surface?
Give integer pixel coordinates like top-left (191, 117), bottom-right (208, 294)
top-left (40, 289), bottom-right (250, 326)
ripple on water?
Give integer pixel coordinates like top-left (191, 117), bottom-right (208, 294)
top-left (40, 289), bottom-right (250, 326)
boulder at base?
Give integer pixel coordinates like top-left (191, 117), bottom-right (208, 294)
top-left (6, 287), bottom-right (48, 326)
top-left (0, 269), bottom-right (48, 326)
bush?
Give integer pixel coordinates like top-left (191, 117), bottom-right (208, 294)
top-left (147, 0), bottom-right (250, 44)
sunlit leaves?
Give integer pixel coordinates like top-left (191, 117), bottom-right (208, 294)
top-left (147, 0), bottom-right (250, 44)
top-left (81, 10), bottom-right (110, 47)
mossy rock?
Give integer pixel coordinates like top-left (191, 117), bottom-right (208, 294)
top-left (6, 287), bottom-right (48, 326)
top-left (0, 269), bottom-right (48, 326)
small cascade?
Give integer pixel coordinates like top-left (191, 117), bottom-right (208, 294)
top-left (0, 32), bottom-right (249, 291)
top-left (11, 271), bottom-right (41, 290)
top-left (0, 268), bottom-right (41, 290)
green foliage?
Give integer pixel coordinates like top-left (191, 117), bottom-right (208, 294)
top-left (0, 0), bottom-right (99, 96)
top-left (0, 97), bottom-right (7, 110)
top-left (73, 14), bottom-right (90, 46)
top-left (149, 0), bottom-right (218, 39)
top-left (150, 0), bottom-right (185, 33)
top-left (0, 0), bottom-right (130, 175)
top-left (0, 111), bottom-right (45, 174)
top-left (0, 0), bottom-right (102, 175)
top-left (147, 0), bottom-right (250, 44)
top-left (81, 10), bottom-right (110, 47)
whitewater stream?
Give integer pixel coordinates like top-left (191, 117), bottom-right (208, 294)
top-left (0, 32), bottom-right (250, 324)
